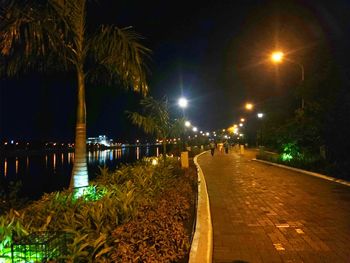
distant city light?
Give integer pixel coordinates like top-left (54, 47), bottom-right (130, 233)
top-left (192, 127), bottom-right (198, 132)
top-left (185, 121), bottom-right (191, 127)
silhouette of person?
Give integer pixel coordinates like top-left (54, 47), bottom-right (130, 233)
top-left (210, 141), bottom-right (215, 156)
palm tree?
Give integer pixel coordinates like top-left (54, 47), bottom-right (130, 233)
top-left (0, 0), bottom-right (150, 191)
top-left (127, 96), bottom-right (185, 158)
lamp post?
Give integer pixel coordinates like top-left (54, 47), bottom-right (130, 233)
top-left (257, 112), bottom-right (264, 146)
top-left (271, 51), bottom-right (305, 109)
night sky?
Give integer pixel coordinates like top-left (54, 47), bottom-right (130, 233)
top-left (1, 0), bottom-right (350, 142)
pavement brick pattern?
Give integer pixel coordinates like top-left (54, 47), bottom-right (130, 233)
top-left (198, 149), bottom-right (350, 263)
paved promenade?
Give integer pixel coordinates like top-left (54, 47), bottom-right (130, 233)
top-left (197, 149), bottom-right (350, 263)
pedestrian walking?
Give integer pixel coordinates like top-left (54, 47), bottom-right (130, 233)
top-left (210, 141), bottom-right (215, 156)
top-left (224, 140), bottom-right (229, 154)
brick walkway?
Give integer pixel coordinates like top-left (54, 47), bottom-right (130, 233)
top-left (197, 149), bottom-right (350, 263)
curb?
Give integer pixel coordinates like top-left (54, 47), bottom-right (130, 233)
top-left (189, 151), bottom-right (213, 263)
top-left (253, 158), bottom-right (350, 187)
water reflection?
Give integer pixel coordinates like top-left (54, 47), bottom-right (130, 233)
top-left (4, 158), bottom-right (7, 177)
top-left (136, 147), bottom-right (140, 160)
top-left (1, 146), bottom-right (161, 200)
top-left (53, 153), bottom-right (56, 171)
top-left (15, 157), bottom-right (18, 174)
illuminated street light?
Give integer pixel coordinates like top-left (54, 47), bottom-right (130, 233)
top-left (245, 103), bottom-right (254, 110)
top-left (240, 118), bottom-right (245, 122)
top-left (271, 51), bottom-right (305, 109)
top-left (178, 97), bottom-right (188, 108)
top-left (185, 121), bottom-right (191, 127)
top-left (239, 123), bottom-right (243, 127)
top-left (271, 51), bottom-right (284, 63)
top-left (192, 127), bottom-right (198, 132)
top-left (257, 113), bottom-right (264, 146)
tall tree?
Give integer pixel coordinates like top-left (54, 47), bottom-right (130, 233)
top-left (0, 0), bottom-right (150, 191)
top-left (127, 96), bottom-right (185, 158)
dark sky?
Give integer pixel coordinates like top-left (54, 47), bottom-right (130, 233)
top-left (1, 0), bottom-right (350, 142)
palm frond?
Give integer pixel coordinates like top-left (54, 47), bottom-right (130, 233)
top-left (88, 25), bottom-right (151, 95)
top-left (0, 0), bottom-right (74, 75)
top-left (169, 117), bottom-right (186, 138)
top-left (126, 111), bottom-right (161, 136)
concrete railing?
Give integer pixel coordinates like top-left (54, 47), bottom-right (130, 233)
top-left (189, 151), bottom-right (213, 263)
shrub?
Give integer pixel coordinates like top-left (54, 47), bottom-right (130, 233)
top-left (0, 156), bottom-right (197, 262)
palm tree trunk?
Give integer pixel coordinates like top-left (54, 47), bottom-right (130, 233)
top-left (70, 66), bottom-right (89, 189)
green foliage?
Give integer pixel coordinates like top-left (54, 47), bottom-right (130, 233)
top-left (0, 156), bottom-right (194, 262)
top-left (0, 181), bottom-right (29, 214)
top-left (126, 96), bottom-right (186, 156)
top-left (280, 141), bottom-right (302, 162)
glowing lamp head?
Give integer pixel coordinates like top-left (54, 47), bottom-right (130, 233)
top-left (152, 158), bottom-right (158, 165)
top-left (257, 112), bottom-right (264, 118)
top-left (185, 121), bottom-right (191, 127)
top-left (245, 103), bottom-right (254, 110)
top-left (178, 97), bottom-right (188, 108)
top-left (271, 51), bottom-right (284, 63)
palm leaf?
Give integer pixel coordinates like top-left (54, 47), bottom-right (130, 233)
top-left (0, 0), bottom-right (73, 75)
top-left (88, 25), bottom-right (151, 95)
top-left (126, 111), bottom-right (160, 136)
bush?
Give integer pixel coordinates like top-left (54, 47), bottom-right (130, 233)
top-left (0, 156), bottom-right (197, 262)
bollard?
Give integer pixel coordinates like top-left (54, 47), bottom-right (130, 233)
top-left (181, 151), bottom-right (189, 168)
top-left (240, 145), bottom-right (245, 154)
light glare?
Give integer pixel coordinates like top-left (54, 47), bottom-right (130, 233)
top-left (271, 51), bottom-right (284, 63)
top-left (178, 97), bottom-right (188, 108)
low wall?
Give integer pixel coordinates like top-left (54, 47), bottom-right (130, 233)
top-left (189, 151), bottom-right (213, 263)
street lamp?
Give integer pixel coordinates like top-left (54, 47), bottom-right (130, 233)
top-left (185, 121), bottom-right (191, 127)
top-left (257, 112), bottom-right (264, 118)
top-left (271, 51), bottom-right (284, 63)
top-left (271, 51), bottom-right (305, 109)
top-left (178, 97), bottom-right (188, 108)
top-left (245, 103), bottom-right (254, 111)
top-left (257, 112), bottom-right (264, 146)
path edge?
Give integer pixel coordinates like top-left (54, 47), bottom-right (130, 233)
top-left (253, 158), bottom-right (350, 187)
top-left (189, 151), bottom-right (213, 263)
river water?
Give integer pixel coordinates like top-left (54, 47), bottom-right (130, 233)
top-left (0, 146), bottom-right (161, 200)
